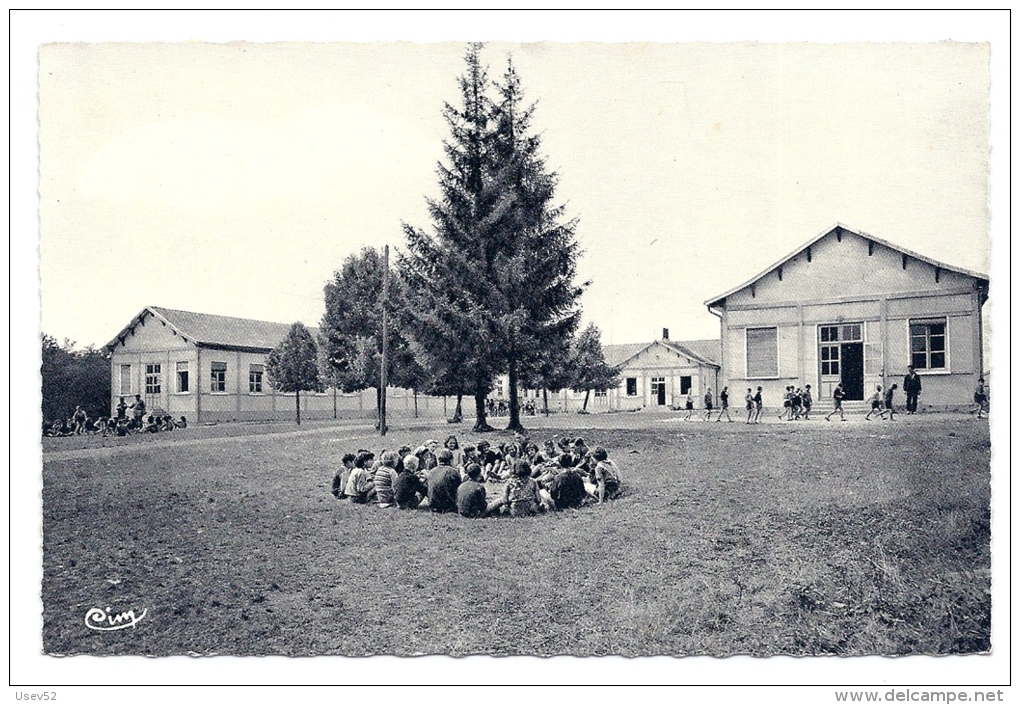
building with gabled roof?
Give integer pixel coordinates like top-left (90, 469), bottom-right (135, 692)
top-left (494, 332), bottom-right (722, 414)
top-left (105, 306), bottom-right (333, 423)
top-left (598, 334), bottom-right (721, 411)
top-left (704, 224), bottom-right (989, 409)
top-left (105, 306), bottom-right (464, 424)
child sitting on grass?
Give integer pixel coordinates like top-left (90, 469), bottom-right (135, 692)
top-left (393, 455), bottom-right (426, 509)
top-left (478, 441), bottom-right (505, 482)
top-left (591, 447), bottom-right (621, 503)
top-left (503, 460), bottom-right (543, 518)
top-left (548, 462), bottom-right (589, 510)
top-left (373, 451), bottom-right (400, 508)
top-left (427, 449), bottom-right (462, 513)
top-left (456, 464), bottom-right (488, 518)
top-left (345, 451), bottom-right (376, 504)
top-left (332, 453), bottom-right (356, 499)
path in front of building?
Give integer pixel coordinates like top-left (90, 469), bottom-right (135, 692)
top-left (41, 422), bottom-right (383, 462)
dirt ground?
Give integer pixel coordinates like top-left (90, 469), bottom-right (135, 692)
top-left (41, 411), bottom-right (991, 656)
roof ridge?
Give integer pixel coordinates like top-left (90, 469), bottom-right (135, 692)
top-left (704, 224), bottom-right (989, 308)
top-left (150, 305), bottom-right (301, 328)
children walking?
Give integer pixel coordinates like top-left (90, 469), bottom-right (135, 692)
top-left (745, 388), bottom-right (754, 424)
top-left (717, 386), bottom-right (732, 422)
top-left (883, 383), bottom-right (898, 421)
top-left (703, 388), bottom-right (714, 421)
top-left (864, 385), bottom-right (884, 421)
top-left (790, 388), bottom-right (803, 420)
top-left (825, 383), bottom-right (846, 421)
top-left (779, 386), bottom-right (793, 421)
top-left (753, 387), bottom-right (764, 424)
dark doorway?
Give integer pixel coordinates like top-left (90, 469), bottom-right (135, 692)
top-left (657, 384), bottom-right (666, 406)
top-left (840, 343), bottom-right (864, 401)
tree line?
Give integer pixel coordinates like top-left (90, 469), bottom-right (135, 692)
top-left (41, 335), bottom-right (111, 424)
top-left (270, 45), bottom-right (619, 431)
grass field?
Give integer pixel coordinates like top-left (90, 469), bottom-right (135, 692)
top-left (41, 413), bottom-right (991, 656)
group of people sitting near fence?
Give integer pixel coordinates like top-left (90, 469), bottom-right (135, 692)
top-left (43, 395), bottom-right (187, 437)
top-left (331, 434), bottom-right (621, 518)
top-left (484, 398), bottom-right (537, 418)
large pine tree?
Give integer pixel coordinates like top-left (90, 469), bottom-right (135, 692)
top-left (486, 56), bottom-right (584, 431)
top-left (400, 46), bottom-right (583, 433)
top-left (398, 43), bottom-right (503, 432)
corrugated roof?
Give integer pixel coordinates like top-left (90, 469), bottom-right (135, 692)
top-left (602, 342), bottom-right (649, 368)
top-left (602, 339), bottom-right (720, 369)
top-left (106, 306), bottom-right (319, 352)
top-left (705, 223), bottom-right (990, 309)
top-left (668, 338), bottom-right (720, 366)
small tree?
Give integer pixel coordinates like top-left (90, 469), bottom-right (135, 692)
top-left (321, 247), bottom-right (424, 426)
top-left (266, 322), bottom-right (322, 425)
top-left (520, 333), bottom-right (574, 417)
top-left (570, 323), bottom-right (621, 413)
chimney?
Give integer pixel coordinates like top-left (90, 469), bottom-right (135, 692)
top-left (662, 328), bottom-right (669, 340)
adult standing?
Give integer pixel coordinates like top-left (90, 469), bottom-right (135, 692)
top-left (903, 366), bottom-right (922, 414)
top-left (130, 394), bottom-right (146, 429)
top-left (72, 405), bottom-right (87, 435)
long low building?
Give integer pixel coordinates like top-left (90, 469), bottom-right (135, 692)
top-left (104, 306), bottom-right (452, 423)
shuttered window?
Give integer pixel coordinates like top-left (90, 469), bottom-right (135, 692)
top-left (119, 364), bottom-right (132, 395)
top-left (211, 361), bottom-right (227, 393)
top-left (746, 327), bottom-right (778, 378)
top-left (249, 364), bottom-right (264, 393)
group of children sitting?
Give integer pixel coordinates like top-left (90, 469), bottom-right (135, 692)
top-left (330, 434), bottom-right (622, 518)
top-left (43, 411), bottom-right (187, 437)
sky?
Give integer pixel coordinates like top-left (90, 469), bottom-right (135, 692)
top-left (37, 34), bottom-right (991, 350)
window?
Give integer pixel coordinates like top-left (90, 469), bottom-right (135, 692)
top-left (910, 319), bottom-right (947, 370)
top-left (249, 364), bottom-right (264, 393)
top-left (820, 345), bottom-right (840, 376)
top-left (176, 361), bottom-right (189, 393)
top-left (626, 378), bottom-right (638, 396)
top-left (841, 324), bottom-right (862, 342)
top-left (680, 376), bottom-right (692, 395)
top-left (211, 361), bottom-right (227, 392)
top-left (145, 364), bottom-right (161, 395)
top-left (594, 389), bottom-right (607, 397)
top-left (746, 327), bottom-right (778, 378)
top-left (819, 323), bottom-right (867, 376)
top-left (119, 364), bottom-right (131, 395)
